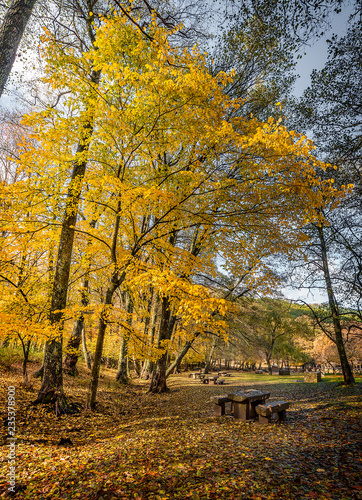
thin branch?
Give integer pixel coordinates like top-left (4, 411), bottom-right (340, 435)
top-left (0, 274), bottom-right (29, 302)
top-left (111, 0), bottom-right (154, 41)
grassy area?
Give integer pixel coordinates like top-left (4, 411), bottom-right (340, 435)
top-left (219, 372), bottom-right (362, 385)
top-left (1, 362), bottom-right (361, 499)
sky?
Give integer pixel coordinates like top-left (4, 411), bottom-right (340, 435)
top-left (293, 4), bottom-right (352, 97)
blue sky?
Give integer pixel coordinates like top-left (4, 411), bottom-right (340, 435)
top-left (293, 4), bottom-right (351, 97)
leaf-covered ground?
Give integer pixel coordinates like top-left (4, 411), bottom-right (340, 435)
top-left (1, 363), bottom-right (361, 500)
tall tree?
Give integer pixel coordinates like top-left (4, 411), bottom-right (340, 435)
top-left (296, 9), bottom-right (361, 173)
top-left (288, 4), bottom-right (361, 384)
top-left (24, 0), bottom-right (183, 412)
top-left (210, 0), bottom-right (345, 119)
top-left (315, 220), bottom-right (355, 384)
top-left (0, 0), bottom-right (37, 97)
top-left (30, 4), bottom-right (100, 411)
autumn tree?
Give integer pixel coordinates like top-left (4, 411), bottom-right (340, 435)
top-left (231, 298), bottom-right (311, 373)
top-left (17, 0), bottom-right (180, 411)
top-left (14, 9), bottom-right (234, 405)
top-left (0, 113), bottom-right (56, 382)
top-left (286, 6), bottom-right (361, 385)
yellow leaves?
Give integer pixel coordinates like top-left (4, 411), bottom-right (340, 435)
top-left (216, 70), bottom-right (235, 86)
top-left (0, 313), bottom-right (56, 343)
top-left (127, 269), bottom-right (230, 345)
top-left (64, 345), bottom-right (81, 357)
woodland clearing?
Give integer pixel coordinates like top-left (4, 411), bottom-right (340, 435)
top-left (1, 362), bottom-right (361, 500)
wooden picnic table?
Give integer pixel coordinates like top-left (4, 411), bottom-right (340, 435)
top-left (228, 389), bottom-right (270, 421)
top-left (201, 375), bottom-right (225, 385)
top-left (201, 375), bottom-right (217, 384)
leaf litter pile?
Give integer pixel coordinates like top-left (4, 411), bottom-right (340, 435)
top-left (1, 365), bottom-right (361, 500)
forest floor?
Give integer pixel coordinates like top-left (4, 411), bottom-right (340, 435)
top-left (0, 361), bottom-right (361, 500)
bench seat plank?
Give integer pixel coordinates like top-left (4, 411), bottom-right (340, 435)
top-left (256, 400), bottom-right (290, 423)
top-left (256, 401), bottom-right (290, 416)
top-left (210, 395), bottom-right (230, 405)
top-left (210, 395), bottom-right (231, 416)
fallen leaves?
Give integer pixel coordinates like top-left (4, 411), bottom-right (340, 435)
top-left (0, 367), bottom-right (361, 499)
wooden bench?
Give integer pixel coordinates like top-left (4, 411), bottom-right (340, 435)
top-left (256, 401), bottom-right (290, 424)
top-left (214, 378), bottom-right (225, 385)
top-left (210, 395), bottom-right (231, 416)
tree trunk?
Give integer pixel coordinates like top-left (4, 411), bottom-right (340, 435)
top-left (19, 337), bottom-right (31, 386)
top-left (132, 357), bottom-right (141, 377)
top-left (140, 292), bottom-right (159, 379)
top-left (116, 293), bottom-right (133, 384)
top-left (141, 359), bottom-right (154, 380)
top-left (149, 297), bottom-right (175, 393)
top-left (165, 333), bottom-right (201, 378)
top-left (32, 336), bottom-right (70, 415)
top-left (204, 337), bottom-right (218, 374)
top-left (86, 280), bottom-right (118, 409)
top-left (318, 225), bottom-right (355, 385)
top-left (34, 69), bottom-right (100, 411)
top-left (33, 245), bottom-right (55, 379)
top-left (266, 355), bottom-right (272, 375)
top-left (149, 352), bottom-right (169, 393)
top-left (63, 320), bottom-right (83, 376)
top-left (116, 332), bottom-right (129, 384)
top-left (63, 219), bottom-right (95, 376)
top-left (0, 0), bottom-right (37, 97)
top-left (81, 324), bottom-right (92, 370)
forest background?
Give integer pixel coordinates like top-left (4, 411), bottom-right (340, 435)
top-left (0, 0), bottom-right (361, 414)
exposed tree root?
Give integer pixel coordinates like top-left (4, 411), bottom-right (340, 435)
top-left (32, 390), bottom-right (82, 416)
top-left (148, 370), bottom-right (169, 394)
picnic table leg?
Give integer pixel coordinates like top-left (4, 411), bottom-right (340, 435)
top-left (258, 415), bottom-right (270, 424)
top-left (214, 403), bottom-right (226, 416)
top-left (233, 402), bottom-right (249, 421)
top-left (275, 409), bottom-right (286, 421)
top-left (250, 400), bottom-right (262, 419)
